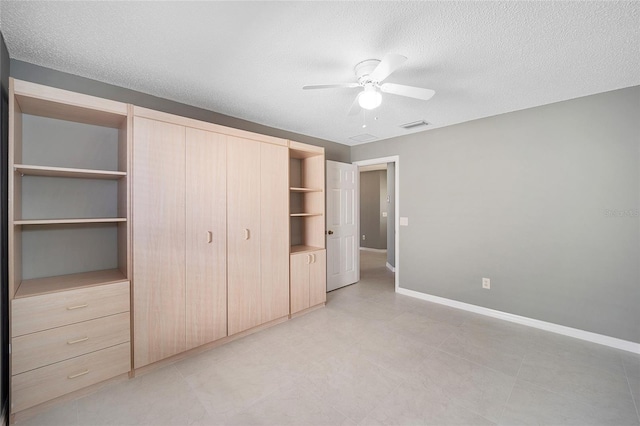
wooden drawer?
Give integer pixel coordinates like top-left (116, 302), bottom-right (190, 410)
top-left (12, 281), bottom-right (130, 337)
top-left (12, 342), bottom-right (130, 412)
top-left (12, 312), bottom-right (130, 375)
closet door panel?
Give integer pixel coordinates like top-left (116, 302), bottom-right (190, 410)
top-left (185, 128), bottom-right (227, 350)
top-left (227, 137), bottom-right (261, 335)
top-left (133, 117), bottom-right (186, 368)
top-left (260, 143), bottom-right (289, 323)
top-left (290, 253), bottom-right (310, 315)
top-left (309, 250), bottom-right (327, 307)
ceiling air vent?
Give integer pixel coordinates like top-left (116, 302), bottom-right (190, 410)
top-left (349, 133), bottom-right (378, 143)
top-left (399, 120), bottom-right (430, 130)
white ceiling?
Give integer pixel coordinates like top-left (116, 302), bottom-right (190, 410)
top-left (1, 1), bottom-right (639, 146)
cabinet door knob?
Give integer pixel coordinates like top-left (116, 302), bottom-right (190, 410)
top-left (67, 336), bottom-right (89, 345)
top-left (311, 253), bottom-right (316, 264)
top-left (327, 230), bottom-right (334, 235)
top-left (207, 231), bottom-right (213, 243)
top-left (244, 229), bottom-right (250, 240)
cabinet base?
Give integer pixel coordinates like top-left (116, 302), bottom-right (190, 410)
top-left (132, 315), bottom-right (290, 378)
top-left (290, 302), bottom-right (325, 319)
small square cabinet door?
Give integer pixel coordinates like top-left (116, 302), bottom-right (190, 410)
top-left (309, 250), bottom-right (326, 307)
top-left (290, 253), bottom-right (310, 314)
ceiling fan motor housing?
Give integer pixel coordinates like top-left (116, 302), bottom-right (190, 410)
top-left (355, 59), bottom-right (382, 85)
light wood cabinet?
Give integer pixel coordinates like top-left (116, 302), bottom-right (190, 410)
top-left (260, 143), bottom-right (290, 324)
top-left (291, 250), bottom-right (326, 314)
top-left (289, 141), bottom-right (326, 313)
top-left (185, 128), bottom-right (227, 350)
top-left (132, 111), bottom-right (229, 367)
top-left (227, 137), bottom-right (289, 335)
top-left (8, 79), bottom-right (132, 415)
top-left (132, 117), bottom-right (186, 368)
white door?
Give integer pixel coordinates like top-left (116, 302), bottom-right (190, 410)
top-left (326, 160), bottom-right (359, 291)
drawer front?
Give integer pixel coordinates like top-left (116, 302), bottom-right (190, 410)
top-left (12, 281), bottom-right (130, 336)
top-left (12, 342), bottom-right (130, 413)
top-left (12, 312), bottom-right (130, 375)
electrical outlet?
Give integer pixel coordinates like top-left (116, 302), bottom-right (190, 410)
top-left (362, 235), bottom-right (366, 241)
top-left (482, 278), bottom-right (491, 289)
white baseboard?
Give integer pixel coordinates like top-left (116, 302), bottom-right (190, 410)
top-left (386, 262), bottom-right (396, 272)
top-left (359, 247), bottom-right (387, 253)
top-left (397, 287), bottom-right (640, 355)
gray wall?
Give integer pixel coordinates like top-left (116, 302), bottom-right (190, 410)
top-left (352, 86), bottom-right (640, 344)
top-left (10, 60), bottom-right (350, 162)
top-left (360, 170), bottom-right (388, 250)
top-left (387, 162), bottom-right (396, 267)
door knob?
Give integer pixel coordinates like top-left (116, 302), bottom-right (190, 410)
top-left (327, 230), bottom-right (334, 235)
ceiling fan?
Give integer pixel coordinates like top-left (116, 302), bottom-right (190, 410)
top-left (303, 53), bottom-right (435, 115)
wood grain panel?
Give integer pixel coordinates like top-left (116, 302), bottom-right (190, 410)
top-left (290, 253), bottom-right (310, 315)
top-left (12, 342), bottom-right (130, 412)
top-left (11, 281), bottom-right (130, 337)
top-left (185, 128), bottom-right (227, 349)
top-left (309, 250), bottom-right (327, 307)
top-left (12, 312), bottom-right (130, 375)
top-left (260, 143), bottom-right (289, 323)
top-left (227, 137), bottom-right (261, 335)
top-left (132, 117), bottom-right (186, 368)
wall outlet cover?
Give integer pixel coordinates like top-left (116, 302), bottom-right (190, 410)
top-left (482, 278), bottom-right (491, 289)
top-left (400, 217), bottom-right (409, 226)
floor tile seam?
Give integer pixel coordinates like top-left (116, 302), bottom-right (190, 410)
top-left (349, 381), bottom-right (404, 425)
top-left (430, 346), bottom-right (518, 379)
top-left (440, 333), bottom-right (527, 365)
top-left (496, 354), bottom-right (525, 425)
top-left (516, 375), bottom-right (629, 416)
top-left (523, 348), bottom-right (632, 385)
top-left (625, 374), bottom-right (640, 424)
top-left (225, 379), bottom-right (307, 423)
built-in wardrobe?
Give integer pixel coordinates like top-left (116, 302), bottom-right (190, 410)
top-left (7, 80), bottom-right (326, 420)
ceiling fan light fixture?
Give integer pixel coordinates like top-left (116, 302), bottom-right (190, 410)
top-left (358, 85), bottom-right (382, 110)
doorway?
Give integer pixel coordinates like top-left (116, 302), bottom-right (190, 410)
top-left (353, 156), bottom-right (400, 291)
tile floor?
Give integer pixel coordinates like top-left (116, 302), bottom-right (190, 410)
top-left (17, 251), bottom-right (640, 425)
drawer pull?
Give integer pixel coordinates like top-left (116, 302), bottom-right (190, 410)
top-left (67, 336), bottom-right (89, 345)
top-left (66, 304), bottom-right (88, 310)
top-left (67, 369), bottom-right (89, 379)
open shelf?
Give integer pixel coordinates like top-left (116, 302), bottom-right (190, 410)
top-left (290, 187), bottom-right (322, 193)
top-left (14, 269), bottom-right (128, 299)
top-left (15, 164), bottom-right (126, 180)
top-left (15, 218), bottom-right (127, 225)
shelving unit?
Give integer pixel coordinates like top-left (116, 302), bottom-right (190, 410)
top-left (9, 78), bottom-right (131, 289)
top-left (289, 141), bottom-right (325, 252)
top-left (288, 141), bottom-right (326, 314)
top-left (9, 78), bottom-right (132, 415)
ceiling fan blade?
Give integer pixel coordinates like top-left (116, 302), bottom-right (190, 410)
top-left (380, 83), bottom-right (435, 101)
top-left (347, 92), bottom-right (362, 116)
top-left (368, 54), bottom-right (407, 82)
top-left (303, 83), bottom-right (360, 90)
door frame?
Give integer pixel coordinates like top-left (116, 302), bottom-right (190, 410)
top-left (352, 156), bottom-right (400, 292)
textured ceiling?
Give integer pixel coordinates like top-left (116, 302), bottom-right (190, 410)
top-left (1, 1), bottom-right (639, 146)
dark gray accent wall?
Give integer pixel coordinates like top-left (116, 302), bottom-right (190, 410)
top-left (352, 86), bottom-right (640, 344)
top-left (360, 170), bottom-right (387, 250)
top-left (387, 162), bottom-right (396, 268)
top-left (0, 30), bottom-right (9, 424)
top-left (10, 60), bottom-right (350, 162)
